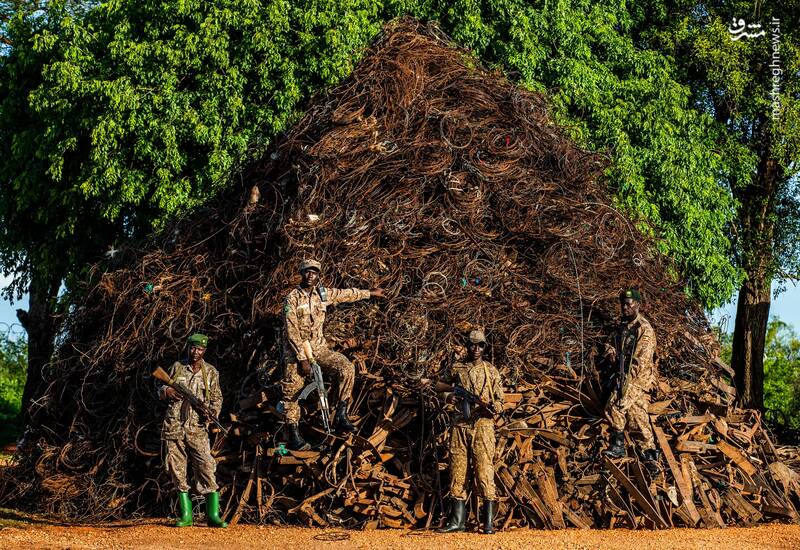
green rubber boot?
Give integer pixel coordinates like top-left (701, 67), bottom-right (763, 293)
top-left (175, 492), bottom-right (193, 527)
top-left (205, 491), bottom-right (228, 528)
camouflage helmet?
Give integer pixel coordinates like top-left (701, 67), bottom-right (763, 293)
top-left (299, 259), bottom-right (322, 273)
top-left (468, 330), bottom-right (487, 344)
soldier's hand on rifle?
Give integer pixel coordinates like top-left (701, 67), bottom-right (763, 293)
top-left (299, 359), bottom-right (312, 376)
top-left (164, 387), bottom-right (183, 401)
top-left (446, 393), bottom-right (458, 405)
top-left (604, 344), bottom-right (617, 362)
top-left (370, 288), bottom-right (384, 298)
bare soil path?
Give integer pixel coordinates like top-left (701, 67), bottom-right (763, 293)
top-left (1, 520), bottom-right (799, 550)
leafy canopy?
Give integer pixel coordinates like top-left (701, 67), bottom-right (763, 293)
top-left (631, 0), bottom-right (800, 287)
top-left (1, 1), bottom-right (748, 309)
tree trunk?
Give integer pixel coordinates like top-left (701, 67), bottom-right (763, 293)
top-left (16, 270), bottom-right (60, 425)
top-left (730, 130), bottom-right (781, 411)
top-left (731, 279), bottom-right (769, 409)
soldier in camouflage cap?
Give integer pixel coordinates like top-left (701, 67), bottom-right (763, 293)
top-left (280, 258), bottom-right (384, 450)
top-left (438, 329), bottom-right (504, 534)
top-left (159, 333), bottom-right (227, 528)
top-left (603, 289), bottom-right (661, 475)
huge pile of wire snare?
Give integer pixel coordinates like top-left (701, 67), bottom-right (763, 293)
top-left (2, 19), bottom-right (798, 528)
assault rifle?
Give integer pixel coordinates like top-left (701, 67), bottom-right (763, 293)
top-left (298, 340), bottom-right (331, 433)
top-left (612, 326), bottom-right (637, 400)
top-left (152, 366), bottom-right (228, 435)
top-left (429, 380), bottom-right (501, 419)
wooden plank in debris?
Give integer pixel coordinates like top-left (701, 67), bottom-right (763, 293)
top-left (653, 426), bottom-right (701, 526)
top-left (534, 464), bottom-right (565, 529)
top-left (686, 458), bottom-right (725, 528)
top-left (717, 440), bottom-right (757, 477)
top-left (676, 414), bottom-right (714, 425)
top-left (723, 488), bottom-right (763, 524)
top-left (605, 479), bottom-right (637, 528)
top-left (290, 487), bottom-right (334, 527)
top-left (675, 440), bottom-right (717, 453)
top-left (761, 504), bottom-right (797, 519)
top-left (228, 452), bottom-right (259, 526)
top-left (508, 465), bottom-right (553, 528)
top-left (630, 458), bottom-right (661, 517)
top-left (603, 457), bottom-right (668, 528)
top-left (256, 448), bottom-right (264, 522)
top-left (647, 399), bottom-right (674, 415)
top-left (562, 505), bottom-right (591, 529)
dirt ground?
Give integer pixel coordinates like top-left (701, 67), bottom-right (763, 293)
top-left (1, 518), bottom-right (799, 550)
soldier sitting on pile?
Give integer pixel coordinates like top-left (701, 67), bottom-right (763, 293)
top-left (603, 289), bottom-right (661, 475)
top-left (280, 258), bottom-right (383, 450)
top-left (437, 330), bottom-right (504, 535)
top-left (158, 333), bottom-right (227, 528)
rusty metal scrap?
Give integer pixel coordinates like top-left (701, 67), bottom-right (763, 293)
top-left (1, 19), bottom-right (798, 529)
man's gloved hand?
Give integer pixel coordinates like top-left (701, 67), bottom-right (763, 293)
top-left (299, 359), bottom-right (312, 376)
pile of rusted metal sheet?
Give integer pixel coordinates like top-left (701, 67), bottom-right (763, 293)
top-left (2, 19), bottom-right (798, 528)
top-left (213, 356), bottom-right (799, 529)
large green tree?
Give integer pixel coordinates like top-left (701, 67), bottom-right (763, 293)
top-left (720, 319), bottom-right (800, 436)
top-left (1, 0), bottom-right (758, 415)
top-left (633, 1), bottom-right (800, 409)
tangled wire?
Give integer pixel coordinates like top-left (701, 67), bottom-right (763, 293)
top-left (1, 20), bottom-right (738, 524)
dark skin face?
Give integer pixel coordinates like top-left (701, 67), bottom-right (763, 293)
top-left (188, 345), bottom-right (206, 369)
top-left (300, 268), bottom-right (320, 289)
top-left (164, 344), bottom-right (206, 401)
top-left (466, 341), bottom-right (485, 362)
top-left (620, 297), bottom-right (640, 322)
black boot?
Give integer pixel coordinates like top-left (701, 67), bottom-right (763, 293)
top-left (643, 448), bottom-right (661, 475)
top-left (333, 400), bottom-right (356, 434)
top-left (482, 500), bottom-right (497, 534)
top-left (438, 499), bottom-right (466, 533)
top-left (604, 430), bottom-right (626, 458)
top-left (286, 423), bottom-right (310, 451)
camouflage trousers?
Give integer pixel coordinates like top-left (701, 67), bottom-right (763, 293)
top-left (281, 347), bottom-right (355, 424)
top-left (449, 418), bottom-right (497, 501)
top-left (164, 430), bottom-right (219, 494)
top-left (606, 383), bottom-right (655, 451)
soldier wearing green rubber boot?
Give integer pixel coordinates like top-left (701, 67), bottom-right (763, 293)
top-left (159, 333), bottom-right (228, 528)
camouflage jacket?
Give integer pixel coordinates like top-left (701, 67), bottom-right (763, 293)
top-left (159, 360), bottom-right (222, 439)
top-left (605, 313), bottom-right (657, 393)
top-left (282, 286), bottom-right (371, 361)
top-left (446, 359), bottom-right (504, 425)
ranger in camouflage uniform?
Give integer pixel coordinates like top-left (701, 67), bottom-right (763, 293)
top-left (439, 330), bottom-right (504, 535)
top-left (281, 259), bottom-right (383, 450)
top-left (159, 333), bottom-right (227, 528)
top-left (603, 289), bottom-right (660, 475)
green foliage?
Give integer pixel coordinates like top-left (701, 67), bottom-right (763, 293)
top-left (0, 335), bottom-right (26, 445)
top-left (632, 0), bottom-right (800, 285)
top-left (1, 0), bottom-right (757, 312)
top-left (719, 320), bottom-right (800, 433)
top-left (763, 320), bottom-right (800, 430)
